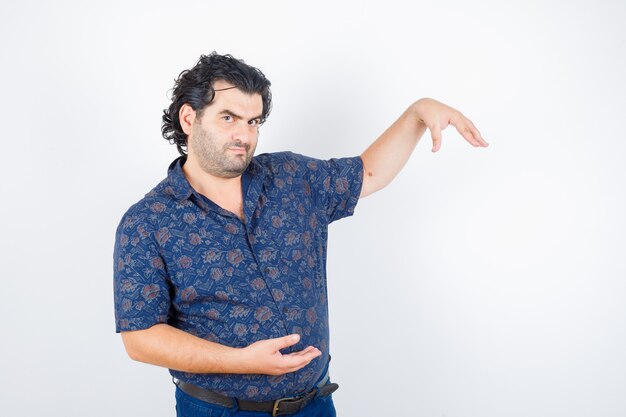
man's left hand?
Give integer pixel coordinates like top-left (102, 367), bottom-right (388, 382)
top-left (411, 98), bottom-right (489, 153)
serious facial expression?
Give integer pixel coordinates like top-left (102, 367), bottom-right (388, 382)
top-left (189, 80), bottom-right (264, 178)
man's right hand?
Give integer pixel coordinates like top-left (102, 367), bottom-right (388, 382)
top-left (121, 324), bottom-right (321, 376)
top-left (234, 334), bottom-right (322, 376)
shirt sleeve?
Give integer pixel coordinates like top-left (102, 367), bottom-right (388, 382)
top-left (288, 153), bottom-right (364, 223)
top-left (113, 209), bottom-right (171, 333)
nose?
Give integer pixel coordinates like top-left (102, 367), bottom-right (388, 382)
top-left (232, 120), bottom-right (256, 143)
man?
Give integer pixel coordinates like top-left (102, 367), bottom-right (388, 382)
top-left (113, 52), bottom-right (488, 417)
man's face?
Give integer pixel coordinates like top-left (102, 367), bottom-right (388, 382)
top-left (188, 80), bottom-right (263, 178)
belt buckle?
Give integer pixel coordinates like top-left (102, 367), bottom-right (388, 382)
top-left (271, 394), bottom-right (302, 417)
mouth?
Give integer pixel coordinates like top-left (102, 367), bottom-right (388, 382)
top-left (228, 146), bottom-right (247, 155)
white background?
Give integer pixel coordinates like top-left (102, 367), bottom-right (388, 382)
top-left (1, 1), bottom-right (625, 416)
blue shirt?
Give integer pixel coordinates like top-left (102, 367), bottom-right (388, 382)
top-left (113, 151), bottom-right (363, 401)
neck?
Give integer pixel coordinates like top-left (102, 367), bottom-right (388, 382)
top-left (182, 153), bottom-right (245, 218)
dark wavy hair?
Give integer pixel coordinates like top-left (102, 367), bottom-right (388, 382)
top-left (162, 52), bottom-right (272, 155)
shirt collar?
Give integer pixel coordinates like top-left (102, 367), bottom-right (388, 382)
top-left (165, 155), bottom-right (267, 206)
top-left (166, 156), bottom-right (195, 202)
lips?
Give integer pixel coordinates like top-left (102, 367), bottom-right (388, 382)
top-left (228, 146), bottom-right (247, 155)
top-left (226, 142), bottom-right (249, 155)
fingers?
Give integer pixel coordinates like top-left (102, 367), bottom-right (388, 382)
top-left (416, 100), bottom-right (488, 152)
top-left (451, 115), bottom-right (489, 148)
top-left (288, 346), bottom-right (320, 357)
top-left (281, 347), bottom-right (322, 372)
top-left (468, 120), bottom-right (489, 147)
top-left (245, 336), bottom-right (322, 375)
top-left (430, 123), bottom-right (442, 153)
top-left (270, 333), bottom-right (301, 350)
top-left (460, 125), bottom-right (480, 146)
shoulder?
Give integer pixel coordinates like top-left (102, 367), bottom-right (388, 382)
top-left (253, 151), bottom-right (322, 177)
top-left (115, 178), bottom-right (180, 238)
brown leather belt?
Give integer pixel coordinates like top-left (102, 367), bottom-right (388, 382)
top-left (175, 378), bottom-right (338, 416)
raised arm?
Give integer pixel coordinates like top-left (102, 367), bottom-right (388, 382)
top-left (121, 324), bottom-right (321, 376)
top-left (359, 98), bottom-right (488, 198)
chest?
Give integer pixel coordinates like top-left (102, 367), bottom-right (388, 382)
top-left (156, 194), bottom-right (330, 301)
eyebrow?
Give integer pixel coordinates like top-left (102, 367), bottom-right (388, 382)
top-left (217, 109), bottom-right (263, 121)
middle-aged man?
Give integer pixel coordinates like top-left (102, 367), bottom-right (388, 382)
top-left (114, 52), bottom-right (488, 417)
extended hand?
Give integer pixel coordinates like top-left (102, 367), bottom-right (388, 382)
top-left (412, 98), bottom-right (489, 152)
top-left (236, 334), bottom-right (322, 376)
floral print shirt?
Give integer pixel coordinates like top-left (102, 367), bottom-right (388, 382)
top-left (113, 151), bottom-right (363, 401)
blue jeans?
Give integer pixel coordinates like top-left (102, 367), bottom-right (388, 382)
top-left (175, 386), bottom-right (337, 417)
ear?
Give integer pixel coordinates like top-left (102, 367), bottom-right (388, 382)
top-left (179, 103), bottom-right (197, 136)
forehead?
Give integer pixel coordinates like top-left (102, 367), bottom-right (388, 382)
top-left (206, 80), bottom-right (263, 116)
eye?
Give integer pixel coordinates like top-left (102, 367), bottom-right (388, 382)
top-left (248, 119), bottom-right (260, 127)
top-left (222, 115), bottom-right (234, 123)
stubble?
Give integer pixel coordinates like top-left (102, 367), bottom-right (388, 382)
top-left (191, 123), bottom-right (256, 178)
